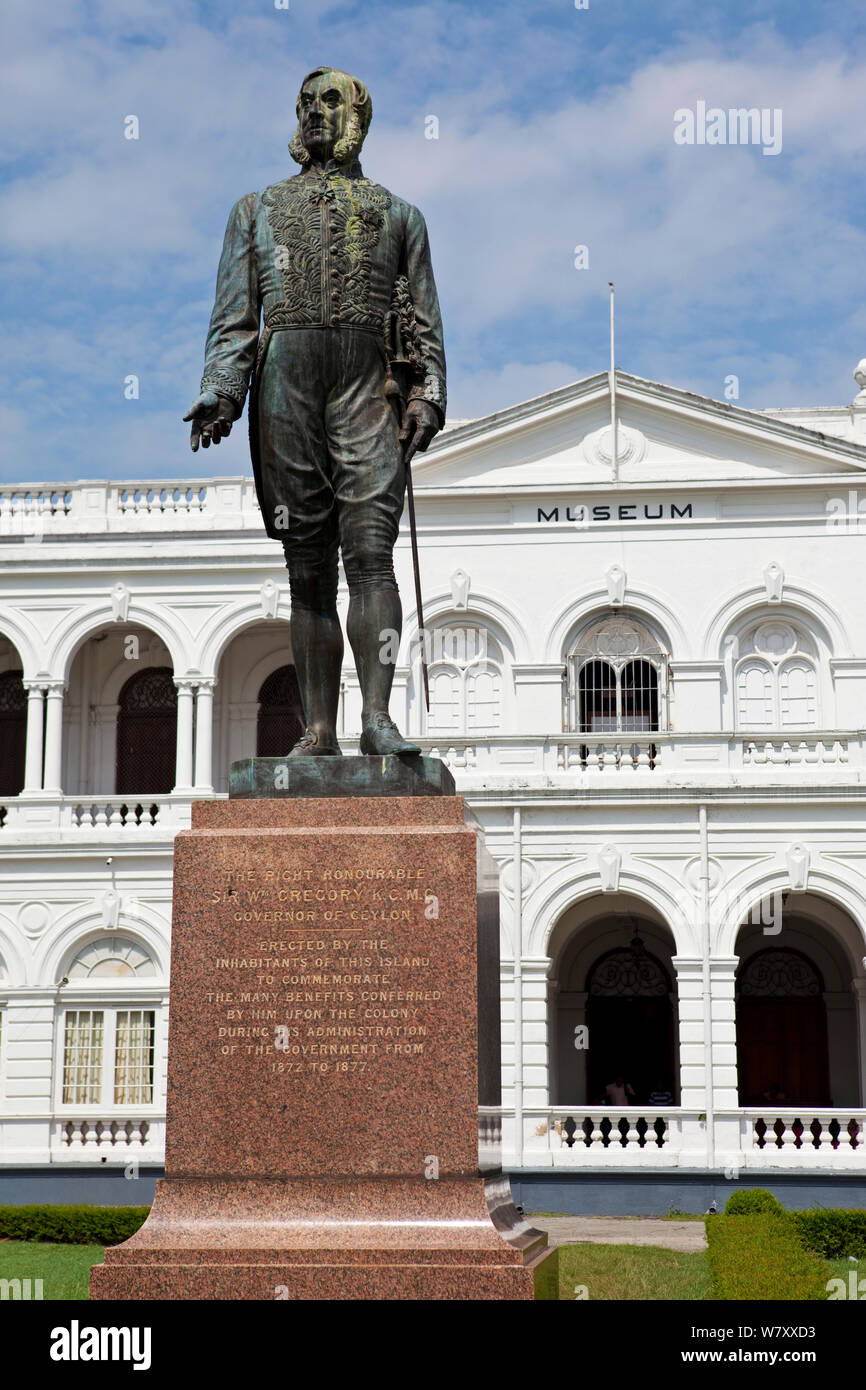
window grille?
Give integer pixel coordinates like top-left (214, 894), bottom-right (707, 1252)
top-left (567, 619), bottom-right (667, 733)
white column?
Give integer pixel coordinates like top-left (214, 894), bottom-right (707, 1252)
top-left (42, 681), bottom-right (65, 794)
top-left (174, 679), bottom-right (195, 791)
top-left (711, 956), bottom-right (744, 1169)
top-left (851, 979), bottom-right (866, 1107)
top-left (193, 680), bottom-right (215, 793)
top-left (23, 683), bottom-right (45, 791)
top-left (672, 955), bottom-right (710, 1163)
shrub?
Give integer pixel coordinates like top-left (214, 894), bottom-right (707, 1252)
top-left (707, 1215), bottom-right (826, 1301)
top-left (0, 1205), bottom-right (148, 1246)
top-left (790, 1209), bottom-right (866, 1259)
top-left (724, 1187), bottom-right (783, 1216)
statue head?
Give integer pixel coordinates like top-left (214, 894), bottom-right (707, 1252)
top-left (289, 67), bottom-right (372, 167)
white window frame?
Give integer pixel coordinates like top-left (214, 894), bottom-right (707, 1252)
top-left (54, 990), bottom-right (162, 1114)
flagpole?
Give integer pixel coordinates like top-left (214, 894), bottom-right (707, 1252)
top-left (609, 280), bottom-right (618, 483)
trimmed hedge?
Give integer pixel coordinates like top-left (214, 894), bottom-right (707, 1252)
top-left (724, 1188), bottom-right (783, 1217)
top-left (0, 1205), bottom-right (148, 1246)
top-left (707, 1215), bottom-right (827, 1301)
top-left (791, 1209), bottom-right (866, 1259)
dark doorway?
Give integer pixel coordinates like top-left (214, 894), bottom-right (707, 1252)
top-left (585, 943), bottom-right (675, 1104)
top-left (257, 664), bottom-right (304, 756)
top-left (116, 667), bottom-right (178, 794)
top-left (0, 670), bottom-right (27, 796)
top-left (736, 949), bottom-right (831, 1106)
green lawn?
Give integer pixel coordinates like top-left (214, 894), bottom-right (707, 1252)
top-left (0, 1241), bottom-right (104, 1300)
top-left (557, 1242), bottom-right (713, 1300)
top-left (0, 1238), bottom-right (860, 1301)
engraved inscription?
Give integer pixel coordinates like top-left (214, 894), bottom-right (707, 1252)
top-left (205, 864), bottom-right (440, 1076)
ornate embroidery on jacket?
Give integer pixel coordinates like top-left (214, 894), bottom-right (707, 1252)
top-left (262, 179), bottom-right (322, 323)
top-left (262, 174), bottom-right (391, 327)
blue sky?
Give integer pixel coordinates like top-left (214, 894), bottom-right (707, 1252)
top-left (2, 0), bottom-right (866, 483)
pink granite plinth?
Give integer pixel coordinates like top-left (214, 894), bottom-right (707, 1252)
top-left (91, 796), bottom-right (556, 1300)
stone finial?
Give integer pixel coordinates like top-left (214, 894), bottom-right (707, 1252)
top-left (854, 358), bottom-right (866, 404)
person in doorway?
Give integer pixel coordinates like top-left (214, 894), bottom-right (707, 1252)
top-left (604, 1074), bottom-right (636, 1106)
top-left (648, 1079), bottom-right (673, 1105)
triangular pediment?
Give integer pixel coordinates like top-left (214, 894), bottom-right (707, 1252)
top-left (415, 372), bottom-right (866, 494)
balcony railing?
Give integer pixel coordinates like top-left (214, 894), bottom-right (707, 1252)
top-left (523, 1107), bottom-right (689, 1167)
top-left (0, 795), bottom-right (193, 836)
top-left (737, 1109), bottom-right (864, 1167)
top-left (416, 732), bottom-right (863, 777)
top-left (0, 478), bottom-right (264, 537)
top-left (514, 1107), bottom-right (866, 1169)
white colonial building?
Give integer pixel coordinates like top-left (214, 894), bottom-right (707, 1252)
top-left (3, 364), bottom-right (866, 1209)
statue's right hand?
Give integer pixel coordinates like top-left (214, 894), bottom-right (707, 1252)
top-left (183, 392), bottom-right (239, 452)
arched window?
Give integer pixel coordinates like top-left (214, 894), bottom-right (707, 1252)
top-left (568, 619), bottom-right (667, 732)
top-left (422, 625), bottom-right (505, 735)
top-left (257, 665), bottom-right (304, 755)
top-left (116, 668), bottom-right (177, 794)
top-left (67, 938), bottom-right (156, 979)
top-left (734, 621), bottom-right (819, 730)
top-left (61, 939), bottom-right (158, 1107)
top-left (0, 670), bottom-right (26, 796)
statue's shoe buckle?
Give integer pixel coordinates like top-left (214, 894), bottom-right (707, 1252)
top-left (359, 713), bottom-right (421, 757)
top-left (287, 729), bottom-right (343, 758)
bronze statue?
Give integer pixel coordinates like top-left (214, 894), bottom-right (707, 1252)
top-left (184, 67), bottom-right (446, 756)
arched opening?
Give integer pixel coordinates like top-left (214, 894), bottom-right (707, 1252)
top-left (211, 621), bottom-right (297, 791)
top-left (116, 668), bottom-right (177, 794)
top-left (585, 941), bottom-right (675, 1105)
top-left (256, 664), bottom-right (304, 756)
top-left (735, 895), bottom-right (863, 1108)
top-left (63, 625), bottom-right (176, 795)
top-left (549, 898), bottom-right (679, 1107)
top-left (736, 948), bottom-right (829, 1106)
top-left (0, 668), bottom-right (27, 796)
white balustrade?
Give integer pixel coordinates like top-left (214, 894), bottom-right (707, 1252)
top-left (0, 478), bottom-right (264, 537)
top-left (524, 1107), bottom-right (687, 1167)
top-left (739, 1109), bottom-right (866, 1168)
top-left (50, 1116), bottom-right (165, 1163)
top-left (743, 738), bottom-right (849, 766)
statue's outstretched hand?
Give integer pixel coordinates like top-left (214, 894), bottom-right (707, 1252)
top-left (183, 392), bottom-right (240, 452)
top-left (399, 399), bottom-right (440, 464)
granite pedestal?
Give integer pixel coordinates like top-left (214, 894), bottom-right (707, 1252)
top-left (91, 758), bottom-right (556, 1300)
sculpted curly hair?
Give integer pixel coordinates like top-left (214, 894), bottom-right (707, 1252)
top-left (289, 67), bottom-right (373, 166)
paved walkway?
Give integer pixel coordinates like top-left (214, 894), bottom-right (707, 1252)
top-left (530, 1216), bottom-right (707, 1252)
